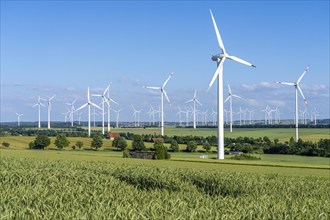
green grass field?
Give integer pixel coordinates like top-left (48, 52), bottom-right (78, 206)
top-left (96, 127), bottom-right (329, 142)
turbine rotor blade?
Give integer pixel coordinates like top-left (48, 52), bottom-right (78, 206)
top-left (196, 99), bottom-right (202, 106)
top-left (227, 82), bottom-right (232, 94)
top-left (208, 57), bottom-right (226, 91)
top-left (227, 55), bottom-right (255, 67)
top-left (49, 95), bottom-right (56, 100)
top-left (72, 98), bottom-right (78, 105)
top-left (210, 9), bottom-right (226, 53)
top-left (91, 102), bottom-right (102, 110)
top-left (276, 82), bottom-right (295, 86)
top-left (297, 66), bottom-right (310, 84)
top-left (297, 86), bottom-right (307, 104)
top-left (162, 72), bottom-right (173, 88)
top-left (224, 96), bottom-right (230, 103)
top-left (232, 94), bottom-right (242, 99)
top-left (103, 85), bottom-right (110, 96)
top-left (144, 86), bottom-right (161, 90)
top-left (185, 99), bottom-right (193, 103)
top-left (110, 99), bottom-right (119, 105)
top-left (87, 87), bottom-right (90, 102)
top-left (76, 103), bottom-right (88, 112)
top-left (162, 89), bottom-right (170, 102)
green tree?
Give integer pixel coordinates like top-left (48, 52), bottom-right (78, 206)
top-left (170, 139), bottom-right (179, 152)
top-left (186, 140), bottom-right (197, 152)
top-left (154, 140), bottom-right (165, 159)
top-left (91, 133), bottom-right (103, 150)
top-left (34, 135), bottom-right (51, 149)
top-left (75, 141), bottom-right (83, 149)
top-left (289, 137), bottom-right (295, 147)
top-left (112, 136), bottom-right (127, 151)
top-left (54, 134), bottom-right (70, 149)
top-left (132, 135), bottom-right (146, 151)
top-left (202, 141), bottom-right (211, 152)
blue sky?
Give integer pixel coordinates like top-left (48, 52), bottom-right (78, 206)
top-left (1, 1), bottom-right (329, 123)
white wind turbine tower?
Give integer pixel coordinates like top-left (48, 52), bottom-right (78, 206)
top-left (77, 112), bottom-right (83, 125)
top-left (208, 10), bottom-right (255, 160)
top-left (143, 72), bottom-right (173, 136)
top-left (112, 108), bottom-right (122, 128)
top-left (276, 66), bottom-right (309, 142)
top-left (32, 96), bottom-right (46, 129)
top-left (92, 85), bottom-right (111, 135)
top-left (66, 98), bottom-right (78, 127)
top-left (132, 106), bottom-right (143, 127)
top-left (16, 113), bottom-right (23, 127)
top-left (44, 95), bottom-right (56, 129)
top-left (186, 90), bottom-right (202, 129)
top-left (224, 83), bottom-right (242, 132)
top-left (75, 87), bottom-right (101, 137)
top-left (312, 108), bottom-right (319, 125)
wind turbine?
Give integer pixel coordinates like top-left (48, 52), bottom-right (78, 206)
top-left (132, 106), bottom-right (143, 127)
top-left (15, 113), bottom-right (23, 127)
top-left (92, 85), bottom-right (110, 135)
top-left (75, 87), bottom-right (102, 137)
top-left (208, 10), bottom-right (255, 159)
top-left (45, 95), bottom-right (56, 129)
top-left (312, 108), bottom-right (319, 125)
top-left (186, 90), bottom-right (202, 129)
top-left (211, 108), bottom-right (217, 126)
top-left (143, 72), bottom-right (173, 136)
top-left (276, 66), bottom-right (309, 142)
top-left (176, 106), bottom-right (185, 126)
top-left (66, 98), bottom-right (78, 127)
top-left (32, 96), bottom-right (46, 129)
top-left (106, 85), bottom-right (118, 132)
top-left (224, 83), bottom-right (242, 132)
top-left (112, 108), bottom-right (122, 128)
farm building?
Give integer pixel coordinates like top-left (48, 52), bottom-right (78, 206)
top-left (109, 133), bottom-right (120, 140)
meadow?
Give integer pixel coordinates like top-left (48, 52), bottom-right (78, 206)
top-left (1, 155), bottom-right (329, 219)
top-left (94, 127), bottom-right (329, 142)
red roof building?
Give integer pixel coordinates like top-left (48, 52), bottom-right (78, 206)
top-left (109, 133), bottom-right (120, 140)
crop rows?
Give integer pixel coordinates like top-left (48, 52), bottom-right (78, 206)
top-left (1, 156), bottom-right (329, 219)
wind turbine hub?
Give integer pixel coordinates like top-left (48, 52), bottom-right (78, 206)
top-left (211, 53), bottom-right (225, 61)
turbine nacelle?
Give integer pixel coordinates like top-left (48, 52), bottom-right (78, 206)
top-left (211, 54), bottom-right (225, 61)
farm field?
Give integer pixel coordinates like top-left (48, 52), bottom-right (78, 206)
top-left (90, 127), bottom-right (329, 142)
top-left (1, 149), bottom-right (329, 177)
top-left (1, 155), bottom-right (329, 219)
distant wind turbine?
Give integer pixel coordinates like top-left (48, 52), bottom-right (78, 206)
top-left (15, 113), bottom-right (23, 127)
top-left (66, 98), bottom-right (78, 127)
top-left (92, 85), bottom-right (110, 135)
top-left (45, 95), bottom-right (56, 129)
top-left (207, 9), bottom-right (255, 159)
top-left (144, 72), bottom-right (173, 136)
top-left (75, 87), bottom-right (102, 137)
top-left (224, 82), bottom-right (242, 132)
top-left (275, 66), bottom-right (309, 142)
top-left (186, 90), bottom-right (202, 129)
top-left (112, 108), bottom-right (122, 128)
top-left (32, 96), bottom-right (46, 129)
top-left (132, 106), bottom-right (143, 127)
top-left (106, 85), bottom-right (118, 132)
